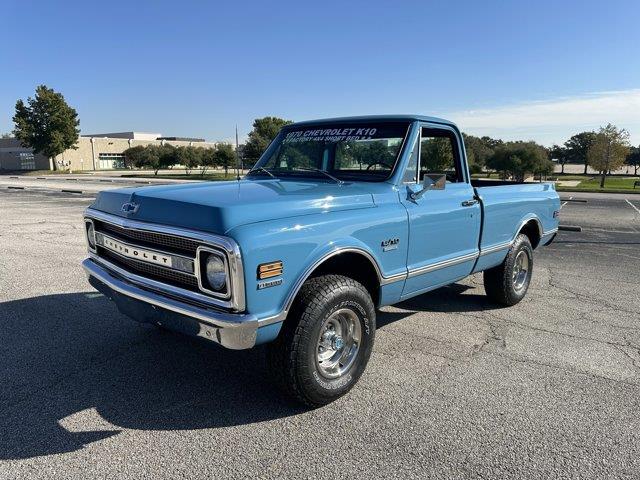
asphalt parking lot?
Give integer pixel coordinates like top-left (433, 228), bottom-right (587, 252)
top-left (0, 181), bottom-right (639, 479)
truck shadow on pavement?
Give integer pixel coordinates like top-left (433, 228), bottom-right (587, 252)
top-left (377, 283), bottom-right (493, 329)
top-left (0, 292), bottom-right (308, 460)
top-left (0, 284), bottom-right (490, 460)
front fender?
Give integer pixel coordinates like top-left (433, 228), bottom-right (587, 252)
top-left (227, 204), bottom-right (408, 323)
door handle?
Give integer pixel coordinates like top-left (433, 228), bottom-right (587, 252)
top-left (461, 199), bottom-right (478, 207)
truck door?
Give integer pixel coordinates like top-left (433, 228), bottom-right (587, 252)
top-left (399, 124), bottom-right (481, 298)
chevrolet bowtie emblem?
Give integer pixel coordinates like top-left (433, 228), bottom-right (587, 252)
top-left (121, 202), bottom-right (139, 214)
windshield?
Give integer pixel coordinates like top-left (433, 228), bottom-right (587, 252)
top-left (248, 122), bottom-right (409, 182)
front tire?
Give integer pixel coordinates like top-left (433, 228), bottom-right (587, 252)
top-left (483, 234), bottom-right (533, 306)
top-left (267, 274), bottom-right (376, 407)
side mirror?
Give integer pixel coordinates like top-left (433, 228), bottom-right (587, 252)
top-left (410, 174), bottom-right (446, 200)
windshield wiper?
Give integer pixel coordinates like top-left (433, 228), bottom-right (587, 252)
top-left (246, 166), bottom-right (277, 178)
top-left (292, 167), bottom-right (344, 185)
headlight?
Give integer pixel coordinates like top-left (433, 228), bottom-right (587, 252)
top-left (86, 220), bottom-right (96, 250)
top-left (196, 247), bottom-right (231, 298)
top-left (205, 254), bottom-right (227, 291)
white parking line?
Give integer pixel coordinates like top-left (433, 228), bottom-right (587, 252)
top-left (561, 196), bottom-right (573, 208)
top-left (626, 198), bottom-right (640, 216)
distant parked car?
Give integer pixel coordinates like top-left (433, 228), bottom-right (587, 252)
top-left (82, 115), bottom-right (560, 406)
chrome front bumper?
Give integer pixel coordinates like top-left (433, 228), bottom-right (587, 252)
top-left (82, 258), bottom-right (258, 349)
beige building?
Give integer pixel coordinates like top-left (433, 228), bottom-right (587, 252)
top-left (0, 132), bottom-right (218, 171)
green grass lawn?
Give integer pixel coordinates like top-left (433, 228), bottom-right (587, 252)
top-left (557, 176), bottom-right (640, 193)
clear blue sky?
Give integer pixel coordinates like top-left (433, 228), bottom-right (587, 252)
top-left (1, 0), bottom-right (639, 145)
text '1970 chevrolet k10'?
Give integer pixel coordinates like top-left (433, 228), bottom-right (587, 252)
top-left (82, 115), bottom-right (560, 406)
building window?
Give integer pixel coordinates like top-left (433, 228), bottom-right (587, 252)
top-left (97, 153), bottom-right (125, 169)
top-left (19, 152), bottom-right (36, 170)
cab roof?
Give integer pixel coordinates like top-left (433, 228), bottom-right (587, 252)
top-left (287, 114), bottom-right (457, 129)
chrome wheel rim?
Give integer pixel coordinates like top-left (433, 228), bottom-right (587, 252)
top-left (512, 250), bottom-right (530, 292)
top-left (316, 308), bottom-right (362, 379)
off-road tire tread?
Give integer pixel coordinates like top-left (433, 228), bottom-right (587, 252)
top-left (483, 234), bottom-right (533, 306)
top-left (267, 274), bottom-right (374, 407)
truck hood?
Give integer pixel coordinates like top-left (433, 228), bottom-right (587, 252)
top-left (90, 179), bottom-right (376, 234)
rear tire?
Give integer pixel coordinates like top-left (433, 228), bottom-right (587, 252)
top-left (267, 274), bottom-right (376, 407)
top-left (484, 234), bottom-right (533, 306)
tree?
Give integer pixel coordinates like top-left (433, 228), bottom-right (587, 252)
top-left (123, 144), bottom-right (176, 174)
top-left (1, 133), bottom-right (12, 139)
top-left (421, 137), bottom-right (454, 172)
top-left (625, 146), bottom-right (640, 175)
top-left (334, 140), bottom-right (396, 171)
top-left (564, 131), bottom-right (596, 174)
top-left (244, 116), bottom-right (293, 165)
top-left (214, 143), bottom-right (236, 177)
top-left (199, 148), bottom-right (216, 176)
top-left (12, 85), bottom-right (80, 171)
top-left (486, 141), bottom-right (553, 182)
top-left (176, 146), bottom-right (202, 174)
top-left (587, 124), bottom-right (630, 188)
top-left (123, 145), bottom-right (148, 169)
top-left (549, 144), bottom-right (568, 174)
top-left (154, 145), bottom-right (178, 175)
top-left (463, 133), bottom-right (500, 173)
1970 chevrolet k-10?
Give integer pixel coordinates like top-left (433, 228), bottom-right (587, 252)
top-left (82, 115), bottom-right (560, 406)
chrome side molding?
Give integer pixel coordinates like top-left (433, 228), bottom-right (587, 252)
top-left (407, 251), bottom-right (479, 278)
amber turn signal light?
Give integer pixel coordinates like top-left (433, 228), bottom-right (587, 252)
top-left (258, 261), bottom-right (283, 279)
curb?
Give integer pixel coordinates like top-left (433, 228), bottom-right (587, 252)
top-left (558, 225), bottom-right (582, 232)
top-left (6, 185), bottom-right (84, 194)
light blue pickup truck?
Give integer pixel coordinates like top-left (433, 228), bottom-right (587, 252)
top-left (83, 115), bottom-right (559, 406)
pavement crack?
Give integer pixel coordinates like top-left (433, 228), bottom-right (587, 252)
top-left (472, 316), bottom-right (508, 356)
top-left (547, 267), bottom-right (640, 317)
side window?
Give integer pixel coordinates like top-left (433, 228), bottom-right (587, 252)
top-left (420, 128), bottom-right (463, 183)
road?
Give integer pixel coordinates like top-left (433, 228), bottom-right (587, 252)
top-left (0, 174), bottom-right (199, 195)
top-left (0, 184), bottom-right (639, 479)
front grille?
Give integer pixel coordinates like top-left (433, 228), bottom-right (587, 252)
top-left (95, 220), bottom-right (200, 256)
top-left (86, 212), bottom-right (242, 310)
top-left (99, 248), bottom-right (200, 291)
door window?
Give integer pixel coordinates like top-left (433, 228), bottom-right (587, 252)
top-left (419, 128), bottom-right (463, 183)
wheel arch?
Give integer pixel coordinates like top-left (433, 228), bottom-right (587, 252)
top-left (515, 216), bottom-right (543, 249)
top-left (283, 247), bottom-right (384, 317)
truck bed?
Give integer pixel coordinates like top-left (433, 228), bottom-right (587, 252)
top-left (472, 181), bottom-right (560, 260)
